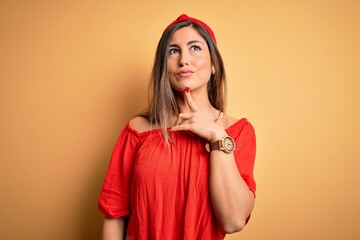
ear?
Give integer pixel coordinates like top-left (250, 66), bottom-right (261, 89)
top-left (211, 65), bottom-right (215, 74)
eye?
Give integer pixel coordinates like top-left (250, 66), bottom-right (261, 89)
top-left (190, 44), bottom-right (202, 51)
top-left (169, 47), bottom-right (179, 55)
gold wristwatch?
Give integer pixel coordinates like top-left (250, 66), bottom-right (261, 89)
top-left (205, 135), bottom-right (235, 153)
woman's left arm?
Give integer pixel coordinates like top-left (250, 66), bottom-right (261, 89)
top-left (171, 90), bottom-right (255, 234)
top-left (208, 135), bottom-right (255, 233)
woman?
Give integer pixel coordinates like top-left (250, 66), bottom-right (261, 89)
top-left (99, 14), bottom-right (256, 240)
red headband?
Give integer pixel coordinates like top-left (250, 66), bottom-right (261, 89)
top-left (163, 14), bottom-right (217, 44)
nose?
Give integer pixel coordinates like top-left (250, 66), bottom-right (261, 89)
top-left (179, 51), bottom-right (190, 66)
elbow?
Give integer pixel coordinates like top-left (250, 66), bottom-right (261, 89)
top-left (222, 219), bottom-right (246, 234)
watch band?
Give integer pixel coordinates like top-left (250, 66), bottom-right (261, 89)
top-left (209, 140), bottom-right (223, 151)
top-left (205, 135), bottom-right (235, 153)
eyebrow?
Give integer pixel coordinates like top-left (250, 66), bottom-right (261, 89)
top-left (169, 40), bottom-right (206, 48)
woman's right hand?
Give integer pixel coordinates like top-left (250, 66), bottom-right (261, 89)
top-left (171, 88), bottom-right (226, 142)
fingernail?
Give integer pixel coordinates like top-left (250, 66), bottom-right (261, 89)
top-left (185, 87), bottom-right (189, 93)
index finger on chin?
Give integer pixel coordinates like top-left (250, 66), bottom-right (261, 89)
top-left (184, 87), bottom-right (199, 112)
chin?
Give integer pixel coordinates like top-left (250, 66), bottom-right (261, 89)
top-left (170, 83), bottom-right (191, 92)
top-left (172, 87), bottom-right (188, 92)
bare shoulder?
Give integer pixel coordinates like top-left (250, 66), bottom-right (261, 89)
top-left (223, 114), bottom-right (240, 128)
top-left (129, 116), bottom-right (152, 133)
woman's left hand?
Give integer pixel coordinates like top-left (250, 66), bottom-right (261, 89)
top-left (171, 89), bottom-right (227, 142)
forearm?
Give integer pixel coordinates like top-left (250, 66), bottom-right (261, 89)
top-left (209, 151), bottom-right (254, 233)
top-left (102, 217), bottom-right (126, 240)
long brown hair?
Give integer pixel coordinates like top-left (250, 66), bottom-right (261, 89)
top-left (140, 20), bottom-right (226, 141)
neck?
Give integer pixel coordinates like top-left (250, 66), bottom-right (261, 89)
top-left (175, 87), bottom-right (217, 114)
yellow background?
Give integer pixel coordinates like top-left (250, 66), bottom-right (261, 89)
top-left (1, 0), bottom-right (359, 239)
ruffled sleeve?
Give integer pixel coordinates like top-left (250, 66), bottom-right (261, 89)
top-left (98, 124), bottom-right (139, 218)
top-left (229, 119), bottom-right (257, 196)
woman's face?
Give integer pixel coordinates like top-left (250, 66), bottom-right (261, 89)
top-left (167, 26), bottom-right (213, 93)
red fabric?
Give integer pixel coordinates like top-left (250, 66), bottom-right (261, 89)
top-left (163, 14), bottom-right (217, 44)
top-left (98, 118), bottom-right (256, 240)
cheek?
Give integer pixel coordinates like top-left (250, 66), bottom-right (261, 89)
top-left (167, 58), bottom-right (177, 74)
top-left (196, 53), bottom-right (212, 69)
top-left (197, 58), bottom-right (212, 78)
top-left (166, 65), bottom-right (176, 86)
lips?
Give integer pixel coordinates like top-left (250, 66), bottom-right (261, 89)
top-left (176, 69), bottom-right (194, 77)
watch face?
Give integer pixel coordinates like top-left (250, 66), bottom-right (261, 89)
top-left (223, 136), bottom-right (235, 152)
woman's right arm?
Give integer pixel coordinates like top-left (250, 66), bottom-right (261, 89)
top-left (102, 217), bottom-right (126, 240)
